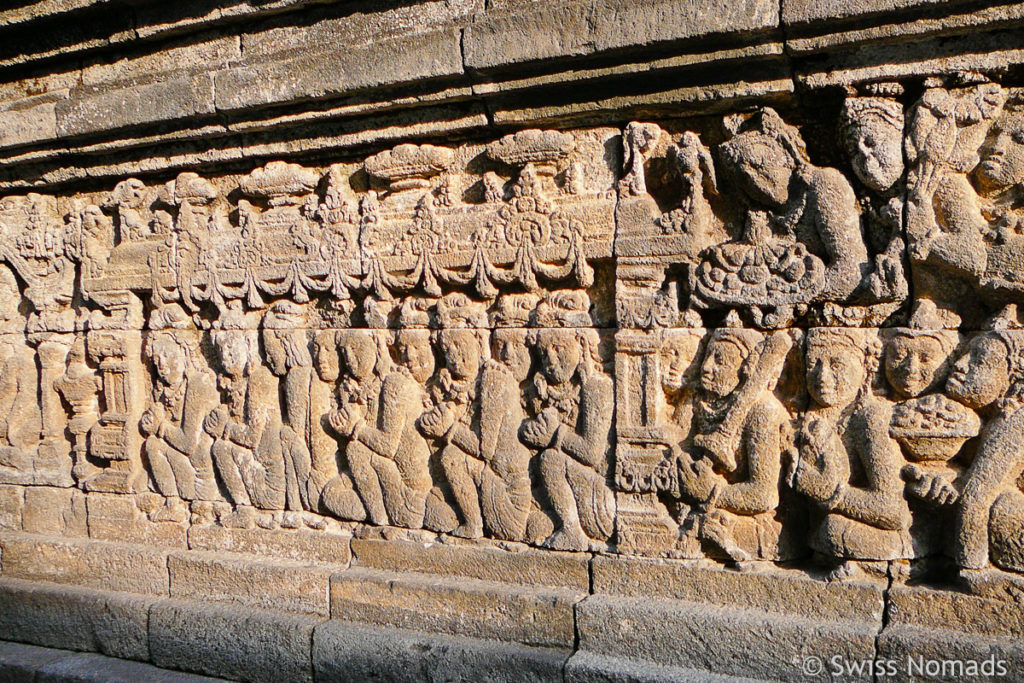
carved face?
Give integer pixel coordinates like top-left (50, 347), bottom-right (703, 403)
top-left (312, 332), bottom-right (340, 383)
top-left (339, 331), bottom-right (377, 383)
top-left (262, 331), bottom-right (288, 376)
top-left (946, 334), bottom-right (1011, 409)
top-left (977, 112), bottom-right (1024, 193)
top-left (216, 334), bottom-right (249, 379)
top-left (492, 328), bottom-right (531, 382)
top-left (699, 338), bottom-right (746, 398)
top-left (885, 334), bottom-right (948, 399)
top-left (396, 329), bottom-right (435, 384)
top-left (440, 330), bottom-right (481, 381)
top-left (806, 342), bottom-right (864, 408)
top-left (728, 137), bottom-right (793, 208)
top-left (149, 335), bottom-right (186, 387)
top-left (536, 329), bottom-right (581, 386)
top-left (847, 116), bottom-right (904, 192)
top-left (661, 333), bottom-right (701, 395)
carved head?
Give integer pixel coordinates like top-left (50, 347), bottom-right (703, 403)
top-left (534, 328), bottom-right (583, 386)
top-left (977, 101), bottom-right (1024, 194)
top-left (146, 304), bottom-right (197, 386)
top-left (946, 333), bottom-right (1013, 409)
top-left (312, 330), bottom-right (340, 383)
top-left (841, 95), bottom-right (905, 193)
top-left (699, 328), bottom-right (761, 399)
top-left (261, 302), bottom-right (311, 376)
top-left (884, 332), bottom-right (956, 399)
top-left (718, 109), bottom-right (807, 209)
top-left (806, 329), bottom-right (878, 408)
top-left (337, 329), bottom-right (381, 384)
top-left (661, 330), bottom-right (703, 396)
top-left (213, 332), bottom-right (257, 380)
top-left (438, 328), bottom-right (484, 382)
top-left (492, 328), bottom-right (532, 383)
top-left (395, 328), bottom-right (435, 384)
top-left (147, 334), bottom-right (187, 387)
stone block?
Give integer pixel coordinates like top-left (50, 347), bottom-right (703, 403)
top-left (0, 639), bottom-right (76, 683)
top-left (590, 0), bottom-right (779, 52)
top-left (86, 493), bottom-right (186, 548)
top-left (55, 74), bottom-right (215, 138)
top-left (877, 623), bottom-right (1024, 682)
top-left (0, 101), bottom-right (57, 149)
top-left (565, 650), bottom-right (772, 683)
top-left (0, 484), bottom-right (22, 531)
top-left (313, 620), bottom-right (569, 683)
top-left (463, 1), bottom-right (594, 70)
top-left (0, 577), bottom-right (151, 661)
top-left (21, 486), bottom-right (87, 537)
top-left (213, 28), bottom-right (463, 112)
top-left (36, 650), bottom-right (225, 682)
top-left (80, 36), bottom-right (240, 88)
top-left (576, 594), bottom-right (877, 681)
top-left (330, 566), bottom-right (581, 647)
top-left (150, 599), bottom-right (323, 683)
top-left (592, 555), bottom-right (884, 622)
top-left (0, 533), bottom-right (169, 595)
top-left (887, 584), bottom-right (1024, 637)
top-left (188, 525), bottom-right (351, 566)
top-left (168, 551), bottom-right (331, 615)
top-left (781, 0), bottom-right (973, 26)
top-left (351, 537), bottom-right (589, 589)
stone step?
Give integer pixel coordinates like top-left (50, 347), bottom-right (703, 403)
top-left (330, 565), bottom-right (584, 648)
top-left (577, 593), bottom-right (880, 682)
top-left (0, 639), bottom-right (224, 683)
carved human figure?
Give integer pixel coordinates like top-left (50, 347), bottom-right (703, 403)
top-left (790, 329), bottom-right (912, 580)
top-left (945, 309), bottom-right (1024, 574)
top-left (307, 329), bottom-right (342, 509)
top-left (905, 82), bottom-right (1005, 325)
top-left (522, 292), bottom-right (614, 551)
top-left (261, 301), bottom-right (314, 519)
top-left (326, 323), bottom-right (433, 529)
top-left (0, 275), bottom-right (41, 478)
top-left (671, 328), bottom-right (789, 565)
top-left (694, 108), bottom-right (868, 325)
top-left (140, 305), bottom-right (219, 523)
top-left (840, 87), bottom-right (909, 305)
top-left (659, 328), bottom-right (705, 441)
top-left (204, 310), bottom-right (287, 528)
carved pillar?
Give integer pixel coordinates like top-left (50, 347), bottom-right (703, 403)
top-left (31, 333), bottom-right (75, 487)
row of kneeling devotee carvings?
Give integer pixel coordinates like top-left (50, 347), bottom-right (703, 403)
top-left (0, 74), bottom-right (1023, 582)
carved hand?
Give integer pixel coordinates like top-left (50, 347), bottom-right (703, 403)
top-left (203, 407), bottom-right (228, 439)
top-left (903, 464), bottom-right (959, 506)
top-left (521, 408), bottom-right (561, 449)
top-left (677, 455), bottom-right (717, 504)
top-left (139, 405), bottom-right (160, 437)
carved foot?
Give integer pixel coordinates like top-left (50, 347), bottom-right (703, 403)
top-left (451, 522), bottom-right (483, 539)
top-left (151, 499), bottom-right (188, 524)
top-left (220, 505), bottom-right (257, 529)
top-left (542, 528), bottom-right (588, 552)
top-left (280, 512), bottom-right (303, 529)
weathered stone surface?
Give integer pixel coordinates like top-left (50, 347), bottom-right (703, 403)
top-left (213, 29), bottom-right (463, 112)
top-left (576, 594), bottom-right (878, 680)
top-left (188, 526), bottom-right (351, 566)
top-left (35, 650), bottom-right (226, 683)
top-left (0, 578), bottom-right (151, 661)
top-left (21, 487), bottom-right (87, 537)
top-left (0, 485), bottom-right (21, 531)
top-left (0, 639), bottom-right (76, 683)
top-left (351, 538), bottom-right (589, 589)
top-left (86, 494), bottom-right (186, 549)
top-left (876, 624), bottom-right (1024, 683)
top-left (592, 556), bottom-right (885, 622)
top-left (150, 600), bottom-right (322, 683)
top-left (168, 551), bottom-right (331, 616)
top-left (0, 533), bottom-right (169, 595)
top-left (313, 620), bottom-right (569, 683)
top-left (565, 651), bottom-right (772, 683)
top-left (330, 567), bottom-right (582, 647)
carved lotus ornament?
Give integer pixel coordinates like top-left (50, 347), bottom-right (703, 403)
top-left (486, 129), bottom-right (575, 174)
top-left (364, 144), bottom-right (453, 191)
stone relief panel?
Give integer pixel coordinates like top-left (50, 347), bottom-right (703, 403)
top-left (3, 79), bottom-right (1024, 586)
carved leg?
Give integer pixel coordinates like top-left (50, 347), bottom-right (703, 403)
top-left (146, 438), bottom-right (180, 499)
top-left (374, 458), bottom-right (427, 530)
top-left (479, 466), bottom-right (530, 542)
top-left (440, 444), bottom-right (483, 538)
top-left (539, 448), bottom-right (588, 551)
top-left (347, 440), bottom-right (388, 525)
top-left (321, 474), bottom-right (368, 521)
top-left (211, 439), bottom-right (252, 507)
top-left (955, 449), bottom-right (1024, 570)
top-left (165, 445), bottom-right (198, 501)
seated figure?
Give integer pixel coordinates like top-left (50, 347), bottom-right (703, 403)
top-left (791, 328), bottom-right (912, 580)
top-left (521, 292), bottom-right (614, 552)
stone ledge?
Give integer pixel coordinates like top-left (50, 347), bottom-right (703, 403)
top-left (0, 639), bottom-right (225, 683)
top-left (0, 578), bottom-right (153, 662)
top-left (564, 651), bottom-right (773, 683)
top-left (312, 620), bottom-right (570, 683)
top-left (330, 565), bottom-right (583, 648)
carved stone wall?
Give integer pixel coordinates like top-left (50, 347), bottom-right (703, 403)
top-left (2, 1), bottom-right (1024, 681)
